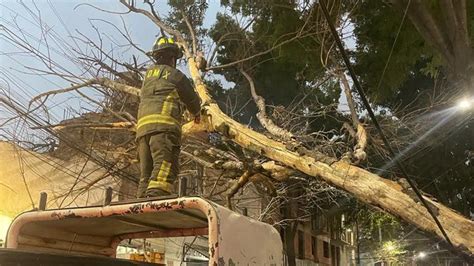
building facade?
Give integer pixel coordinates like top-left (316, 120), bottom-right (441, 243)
top-left (291, 211), bottom-right (357, 266)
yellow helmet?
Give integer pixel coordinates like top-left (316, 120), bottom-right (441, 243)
top-left (147, 37), bottom-right (183, 59)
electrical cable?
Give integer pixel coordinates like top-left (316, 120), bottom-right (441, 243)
top-left (1, 110), bottom-right (134, 194)
top-left (318, 0), bottom-right (456, 252)
top-left (1, 96), bottom-right (138, 185)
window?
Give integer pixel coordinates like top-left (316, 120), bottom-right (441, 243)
top-left (326, 216), bottom-right (330, 233)
top-left (311, 213), bottom-right (318, 231)
top-left (311, 236), bottom-right (317, 259)
top-left (313, 214), bottom-right (328, 232)
top-left (298, 230), bottom-right (305, 259)
top-left (323, 241), bottom-right (329, 258)
top-left (331, 245), bottom-right (336, 266)
top-left (331, 217), bottom-right (341, 239)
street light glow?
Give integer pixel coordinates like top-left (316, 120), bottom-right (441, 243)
top-left (418, 251), bottom-right (427, 259)
top-left (456, 97), bottom-right (473, 110)
top-left (384, 242), bottom-right (396, 252)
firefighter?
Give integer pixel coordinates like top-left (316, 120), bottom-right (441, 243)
top-left (136, 37), bottom-right (201, 198)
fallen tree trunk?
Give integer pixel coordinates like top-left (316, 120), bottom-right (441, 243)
top-left (185, 58), bottom-right (474, 256)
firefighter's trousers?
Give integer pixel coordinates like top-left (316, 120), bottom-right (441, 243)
top-left (136, 131), bottom-right (180, 198)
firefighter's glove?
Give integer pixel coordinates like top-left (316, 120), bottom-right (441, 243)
top-left (194, 114), bottom-right (201, 124)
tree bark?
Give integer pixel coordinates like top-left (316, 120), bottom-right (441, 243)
top-left (439, 0), bottom-right (471, 75)
top-left (390, 0), bottom-right (454, 67)
top-left (391, 0), bottom-right (472, 79)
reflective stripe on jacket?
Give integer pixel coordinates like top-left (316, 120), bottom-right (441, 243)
top-left (136, 64), bottom-right (201, 139)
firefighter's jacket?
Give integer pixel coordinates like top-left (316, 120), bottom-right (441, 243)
top-left (136, 64), bottom-right (201, 139)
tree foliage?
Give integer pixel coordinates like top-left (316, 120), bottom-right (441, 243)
top-left (209, 1), bottom-right (342, 134)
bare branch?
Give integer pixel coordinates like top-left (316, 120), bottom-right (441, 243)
top-left (207, 32), bottom-right (306, 71)
top-left (337, 70), bottom-right (367, 163)
top-left (31, 121), bottom-right (134, 131)
top-left (74, 3), bottom-right (131, 15)
top-left (181, 150), bottom-right (214, 168)
top-left (227, 171), bottom-right (251, 209)
top-left (338, 71), bottom-right (358, 128)
top-left (261, 161), bottom-right (295, 181)
top-left (119, 0), bottom-right (191, 57)
top-left (30, 78), bottom-right (140, 106)
top-left (181, 10), bottom-right (197, 55)
top-left (240, 68), bottom-right (294, 140)
top-left (29, 79), bottom-right (97, 106)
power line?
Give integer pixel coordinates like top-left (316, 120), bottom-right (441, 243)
top-left (1, 95), bottom-right (138, 185)
top-left (1, 122), bottom-right (136, 202)
top-left (318, 0), bottom-right (456, 256)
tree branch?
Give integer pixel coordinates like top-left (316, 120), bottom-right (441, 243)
top-left (30, 78), bottom-right (140, 107)
top-left (119, 0), bottom-right (191, 58)
top-left (240, 68), bottom-right (294, 140)
top-left (207, 30), bottom-right (310, 71)
top-left (31, 122), bottom-right (134, 131)
top-left (338, 71), bottom-right (358, 128)
top-left (226, 170), bottom-right (251, 209)
top-left (391, 0), bottom-right (454, 68)
top-left (181, 10), bottom-right (197, 55)
top-left (337, 71), bottom-right (367, 163)
top-left (29, 79), bottom-right (97, 107)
